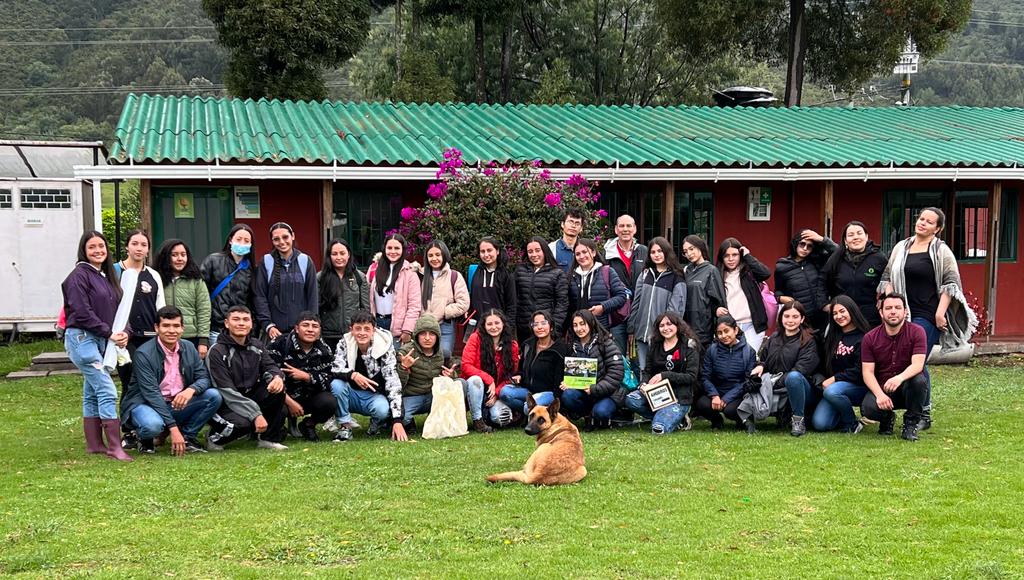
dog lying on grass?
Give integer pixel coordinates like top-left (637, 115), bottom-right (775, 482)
top-left (486, 394), bottom-right (587, 486)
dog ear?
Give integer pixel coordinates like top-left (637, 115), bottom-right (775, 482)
top-left (526, 394), bottom-right (536, 411)
top-left (547, 396), bottom-right (560, 417)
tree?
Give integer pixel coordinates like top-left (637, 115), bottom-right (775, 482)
top-left (202, 0), bottom-right (372, 100)
top-left (656, 0), bottom-right (971, 106)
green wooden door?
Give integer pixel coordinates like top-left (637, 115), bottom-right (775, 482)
top-left (152, 186), bottom-right (234, 260)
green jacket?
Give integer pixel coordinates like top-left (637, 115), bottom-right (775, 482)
top-left (164, 276), bottom-right (212, 345)
top-left (397, 314), bottom-right (445, 396)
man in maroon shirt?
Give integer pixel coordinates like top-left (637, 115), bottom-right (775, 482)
top-left (860, 293), bottom-right (929, 441)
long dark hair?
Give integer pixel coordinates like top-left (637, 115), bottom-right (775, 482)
top-left (374, 233), bottom-right (406, 297)
top-left (822, 220), bottom-right (874, 280)
top-left (570, 308), bottom-right (610, 344)
top-left (479, 236), bottom-right (509, 270)
top-left (650, 311), bottom-right (701, 355)
top-left (123, 229), bottom-right (151, 264)
top-left (643, 236), bottom-right (684, 276)
top-left (478, 308), bottom-right (516, 380)
top-left (421, 240), bottom-right (453, 309)
top-left (319, 239), bottom-right (358, 312)
top-left (716, 237), bottom-right (747, 276)
top-left (683, 234), bottom-right (711, 263)
top-left (823, 294), bottom-right (872, 375)
top-left (523, 236), bottom-right (558, 269)
top-left (568, 237), bottom-right (602, 271)
top-left (77, 230), bottom-right (122, 299)
top-left (155, 239), bottom-right (201, 285)
top-left (786, 229), bottom-right (831, 262)
top-left (221, 223), bottom-right (256, 255)
top-left (774, 300), bottom-right (815, 346)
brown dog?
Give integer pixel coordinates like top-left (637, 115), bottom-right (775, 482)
top-left (486, 394), bottom-right (587, 485)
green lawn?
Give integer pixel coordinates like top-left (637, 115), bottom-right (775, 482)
top-left (0, 341), bottom-right (1021, 578)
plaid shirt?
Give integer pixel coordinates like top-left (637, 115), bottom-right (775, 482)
top-left (268, 331), bottom-right (334, 399)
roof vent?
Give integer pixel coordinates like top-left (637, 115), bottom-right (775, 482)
top-left (713, 86), bottom-right (777, 108)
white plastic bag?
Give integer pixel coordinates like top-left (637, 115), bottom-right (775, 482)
top-left (422, 376), bottom-right (469, 440)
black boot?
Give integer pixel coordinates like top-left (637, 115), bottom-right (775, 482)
top-left (878, 412), bottom-right (896, 436)
top-left (744, 419), bottom-right (757, 434)
top-left (917, 410), bottom-right (932, 431)
top-left (299, 420), bottom-right (320, 442)
top-left (901, 417), bottom-right (920, 442)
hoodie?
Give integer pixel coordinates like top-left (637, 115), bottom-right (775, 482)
top-left (332, 326), bottom-right (403, 419)
top-left (397, 314), bottom-right (445, 396)
top-left (62, 262), bottom-right (120, 338)
top-left (207, 332), bottom-right (283, 421)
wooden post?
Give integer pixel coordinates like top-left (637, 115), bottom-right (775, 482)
top-left (322, 180), bottom-right (333, 247)
top-left (823, 180), bottom-right (834, 239)
top-left (140, 179), bottom-right (152, 236)
top-left (663, 180), bottom-right (675, 241)
top-left (984, 181), bottom-right (1002, 337)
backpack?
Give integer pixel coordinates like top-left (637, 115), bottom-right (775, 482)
top-left (600, 266), bottom-right (630, 327)
top-left (263, 252), bottom-right (311, 284)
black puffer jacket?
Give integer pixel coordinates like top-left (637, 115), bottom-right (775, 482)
top-left (774, 235), bottom-right (836, 314)
top-left (201, 252), bottom-right (254, 333)
top-left (518, 338), bottom-right (568, 394)
top-left (569, 333), bottom-right (626, 403)
top-left (824, 244), bottom-right (888, 327)
top-left (725, 254), bottom-right (772, 334)
top-left (514, 263), bottom-right (569, 338)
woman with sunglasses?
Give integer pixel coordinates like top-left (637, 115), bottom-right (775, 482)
top-left (774, 229), bottom-right (837, 331)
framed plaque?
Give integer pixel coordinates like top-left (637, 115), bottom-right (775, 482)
top-left (640, 379), bottom-right (677, 412)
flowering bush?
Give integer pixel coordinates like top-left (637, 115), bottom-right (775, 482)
top-left (390, 148), bottom-right (608, 273)
top-left (966, 290), bottom-right (991, 343)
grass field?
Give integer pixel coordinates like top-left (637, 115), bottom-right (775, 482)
top-left (1, 340), bottom-right (1022, 578)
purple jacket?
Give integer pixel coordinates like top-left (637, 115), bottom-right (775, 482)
top-left (62, 262), bottom-right (120, 338)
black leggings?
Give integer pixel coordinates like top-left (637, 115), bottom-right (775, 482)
top-left (693, 395), bottom-right (743, 425)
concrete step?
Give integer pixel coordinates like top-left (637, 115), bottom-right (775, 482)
top-left (32, 352), bottom-right (72, 365)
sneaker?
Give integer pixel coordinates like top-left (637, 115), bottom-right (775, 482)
top-left (583, 417), bottom-right (596, 433)
top-left (366, 419), bottom-right (385, 437)
top-left (206, 439), bottom-right (224, 452)
top-left (472, 419), bottom-right (493, 433)
top-left (332, 427), bottom-right (353, 442)
top-left (878, 412), bottom-right (896, 436)
top-left (681, 413), bottom-right (693, 431)
top-left (184, 437), bottom-right (207, 453)
top-left (402, 420), bottom-right (417, 436)
top-left (136, 438), bottom-right (156, 454)
top-left (256, 438), bottom-right (289, 451)
top-left (710, 415), bottom-right (725, 430)
top-left (122, 431), bottom-right (139, 450)
top-left (901, 420), bottom-right (920, 442)
top-left (917, 410), bottom-right (932, 431)
top-left (322, 418), bottom-right (339, 433)
top-left (209, 414), bottom-right (234, 440)
top-left (299, 421), bottom-right (320, 442)
top-left (287, 417), bottom-right (303, 439)
top-left (845, 422), bottom-right (864, 435)
top-left (744, 419), bottom-right (757, 434)
top-left (790, 415), bottom-right (806, 437)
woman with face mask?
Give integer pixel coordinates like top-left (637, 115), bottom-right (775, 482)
top-left (201, 224), bottom-right (256, 344)
top-left (821, 221), bottom-right (888, 327)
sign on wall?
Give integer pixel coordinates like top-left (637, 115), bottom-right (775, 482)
top-left (174, 192), bottom-right (195, 219)
top-left (747, 186), bottom-right (772, 221)
top-left (235, 186), bottom-right (261, 218)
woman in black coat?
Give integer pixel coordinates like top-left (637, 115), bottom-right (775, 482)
top-left (560, 309), bottom-right (626, 430)
top-left (498, 310), bottom-right (567, 414)
top-left (822, 221), bottom-right (888, 327)
top-left (750, 301), bottom-right (820, 437)
top-left (717, 237), bottom-right (772, 352)
top-left (514, 236), bottom-right (569, 342)
top-left (774, 228), bottom-right (837, 331)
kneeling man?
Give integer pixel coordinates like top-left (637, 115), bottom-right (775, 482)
top-left (269, 311), bottom-right (336, 442)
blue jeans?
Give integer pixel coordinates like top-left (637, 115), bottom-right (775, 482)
top-left (402, 393), bottom-right (433, 424)
top-left (611, 324), bottom-right (629, 360)
top-left (912, 316), bottom-right (940, 410)
top-left (814, 381), bottom-right (868, 431)
top-left (784, 371), bottom-right (813, 417)
top-left (624, 390), bottom-right (689, 434)
top-left (561, 388), bottom-right (618, 420)
top-left (65, 328), bottom-right (120, 419)
top-left (499, 385), bottom-right (554, 414)
top-left (635, 340), bottom-right (650, 373)
top-left (440, 320), bottom-right (455, 361)
top-left (130, 389), bottom-right (223, 439)
top-left (331, 379), bottom-right (390, 422)
top-left (466, 376), bottom-right (504, 423)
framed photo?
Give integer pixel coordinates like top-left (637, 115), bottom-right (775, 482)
top-left (564, 357), bottom-right (598, 389)
top-left (640, 379), bottom-right (677, 412)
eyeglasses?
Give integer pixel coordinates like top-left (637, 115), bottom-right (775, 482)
top-left (797, 242), bottom-right (814, 249)
top-left (531, 320), bottom-right (551, 327)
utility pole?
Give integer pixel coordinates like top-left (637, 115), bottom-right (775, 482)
top-left (894, 37), bottom-right (919, 106)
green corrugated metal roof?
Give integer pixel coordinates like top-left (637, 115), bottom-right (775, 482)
top-left (109, 93), bottom-right (1024, 168)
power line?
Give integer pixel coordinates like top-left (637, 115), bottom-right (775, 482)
top-left (0, 38), bottom-right (216, 47)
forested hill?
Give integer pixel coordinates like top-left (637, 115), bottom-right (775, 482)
top-left (0, 0), bottom-right (1021, 143)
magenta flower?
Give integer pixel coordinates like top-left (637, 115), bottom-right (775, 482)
top-left (566, 174), bottom-right (587, 187)
top-left (544, 192), bottom-right (562, 207)
top-left (539, 169), bottom-right (552, 181)
top-left (400, 207), bottom-right (416, 221)
top-left (532, 159), bottom-right (543, 168)
top-left (483, 167), bottom-right (495, 176)
top-left (427, 182), bottom-right (448, 199)
top-left (596, 209), bottom-right (608, 218)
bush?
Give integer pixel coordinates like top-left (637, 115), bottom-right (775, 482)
top-left (100, 181), bottom-right (141, 256)
top-left (391, 148), bottom-right (608, 272)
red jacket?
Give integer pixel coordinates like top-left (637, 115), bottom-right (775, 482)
top-left (461, 331), bottom-right (520, 394)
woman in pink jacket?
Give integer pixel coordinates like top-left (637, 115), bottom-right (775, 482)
top-left (368, 234), bottom-right (422, 350)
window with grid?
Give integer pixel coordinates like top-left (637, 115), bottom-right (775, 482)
top-left (673, 191), bottom-right (713, 248)
top-left (19, 188), bottom-right (72, 209)
top-left (954, 190), bottom-right (1017, 261)
top-left (0, 188), bottom-right (12, 209)
top-left (880, 190), bottom-right (945, 252)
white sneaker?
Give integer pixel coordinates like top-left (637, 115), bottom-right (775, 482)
top-left (256, 439), bottom-right (288, 451)
top-left (322, 418), bottom-right (339, 433)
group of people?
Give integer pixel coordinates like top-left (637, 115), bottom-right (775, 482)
top-left (60, 206), bottom-right (976, 460)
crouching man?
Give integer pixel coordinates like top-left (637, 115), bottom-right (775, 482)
top-left (860, 293), bottom-right (929, 441)
top-left (398, 313), bottom-right (491, 434)
top-left (207, 305), bottom-right (288, 451)
top-left (120, 306), bottom-right (222, 455)
top-left (330, 310), bottom-right (408, 441)
top-left (269, 311), bottom-right (336, 442)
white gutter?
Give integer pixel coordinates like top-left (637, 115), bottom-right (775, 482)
top-left (74, 163), bottom-right (1024, 182)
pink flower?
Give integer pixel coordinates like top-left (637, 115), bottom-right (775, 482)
top-left (427, 182), bottom-right (448, 199)
top-left (596, 209), bottom-right (608, 218)
top-left (539, 169), bottom-right (552, 180)
top-left (400, 207), bottom-right (416, 221)
top-left (544, 192), bottom-right (562, 207)
top-left (566, 174), bottom-right (587, 187)
top-left (483, 168), bottom-right (495, 176)
top-left (532, 159), bottom-right (543, 168)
